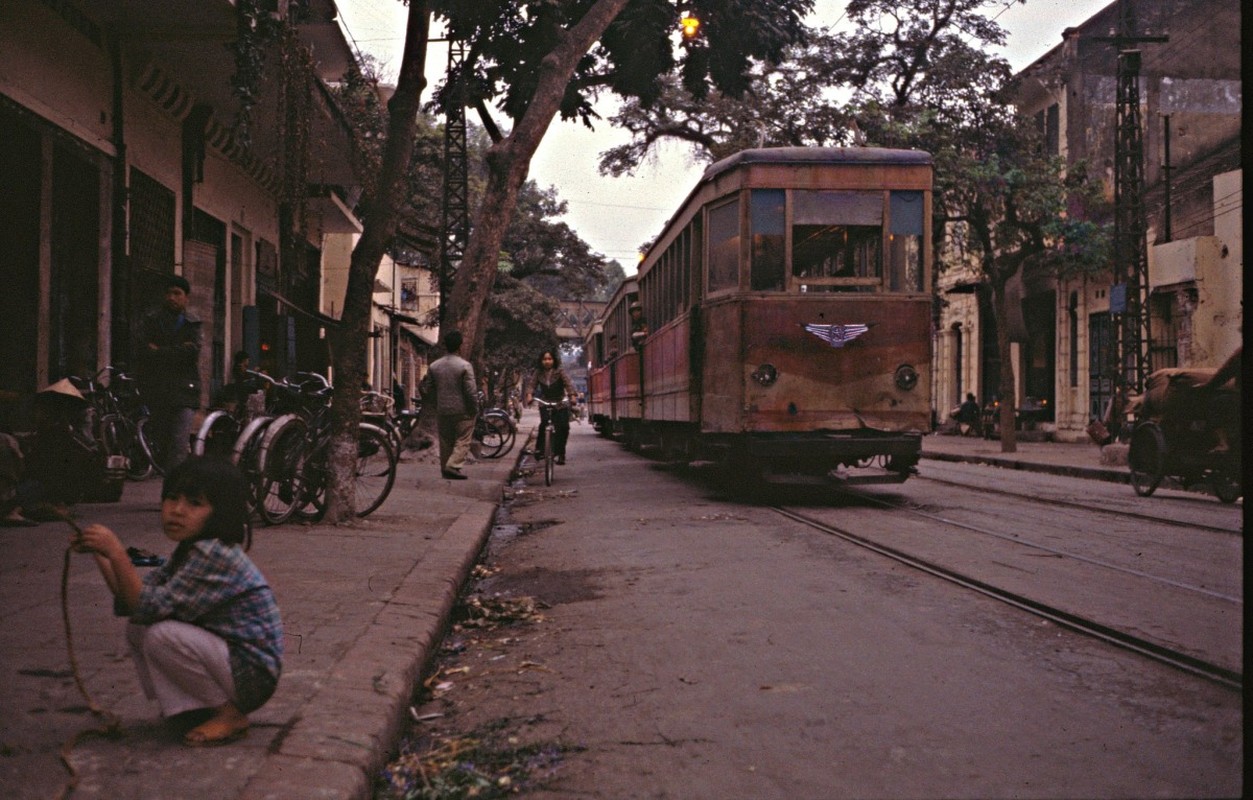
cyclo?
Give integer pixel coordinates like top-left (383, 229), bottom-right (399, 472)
top-left (1126, 366), bottom-right (1241, 503)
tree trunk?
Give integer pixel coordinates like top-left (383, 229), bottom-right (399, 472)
top-left (990, 279), bottom-right (1018, 453)
top-left (323, 3), bottom-right (432, 523)
top-left (445, 0), bottom-right (632, 361)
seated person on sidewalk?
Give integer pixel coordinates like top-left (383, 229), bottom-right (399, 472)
top-left (3, 379), bottom-right (102, 525)
top-left (71, 456), bottom-right (283, 746)
top-left (954, 392), bottom-right (981, 436)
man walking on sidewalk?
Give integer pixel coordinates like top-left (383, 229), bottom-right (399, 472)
top-left (419, 330), bottom-right (478, 480)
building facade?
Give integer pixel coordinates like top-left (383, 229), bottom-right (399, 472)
top-left (933, 0), bottom-right (1241, 440)
top-left (1, 0), bottom-right (361, 426)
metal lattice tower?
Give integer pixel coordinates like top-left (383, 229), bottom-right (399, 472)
top-left (1101, 0), bottom-right (1166, 395)
top-left (1112, 47), bottom-right (1150, 393)
top-left (439, 39), bottom-right (470, 328)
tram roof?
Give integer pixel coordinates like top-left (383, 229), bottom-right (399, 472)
top-left (701, 147), bottom-right (932, 182)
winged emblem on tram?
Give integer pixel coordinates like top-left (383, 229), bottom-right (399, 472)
top-left (803, 322), bottom-right (870, 348)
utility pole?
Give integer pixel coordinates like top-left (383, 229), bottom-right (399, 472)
top-left (438, 39), bottom-right (470, 330)
top-left (1097, 0), bottom-right (1166, 398)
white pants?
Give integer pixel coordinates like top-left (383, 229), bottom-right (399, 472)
top-left (127, 620), bottom-right (237, 717)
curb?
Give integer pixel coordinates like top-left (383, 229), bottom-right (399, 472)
top-left (240, 451), bottom-right (523, 800)
top-left (921, 451), bottom-right (1131, 485)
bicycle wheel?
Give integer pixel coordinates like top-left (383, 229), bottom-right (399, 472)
top-left (482, 411), bottom-right (516, 458)
top-left (256, 415), bottom-right (309, 525)
top-left (124, 418), bottom-right (156, 480)
top-left (476, 414), bottom-right (511, 458)
top-left (297, 424), bottom-right (396, 519)
top-left (1128, 422), bottom-right (1166, 497)
top-left (135, 416), bottom-right (165, 476)
top-left (544, 425), bottom-right (555, 486)
top-left (354, 424), bottom-right (397, 517)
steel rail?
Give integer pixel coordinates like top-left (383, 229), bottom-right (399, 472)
top-left (855, 493), bottom-right (1241, 604)
top-left (915, 473), bottom-right (1241, 536)
top-left (772, 506), bottom-right (1242, 693)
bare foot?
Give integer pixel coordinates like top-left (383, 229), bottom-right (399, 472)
top-left (183, 703), bottom-right (249, 747)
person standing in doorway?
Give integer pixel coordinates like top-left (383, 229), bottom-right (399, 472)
top-left (418, 330), bottom-right (478, 480)
top-left (138, 274), bottom-right (202, 472)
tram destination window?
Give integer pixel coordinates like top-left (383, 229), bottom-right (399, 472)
top-left (791, 190), bottom-right (882, 293)
top-left (707, 199), bottom-right (740, 293)
top-left (888, 190), bottom-right (924, 292)
top-left (750, 189), bottom-right (786, 291)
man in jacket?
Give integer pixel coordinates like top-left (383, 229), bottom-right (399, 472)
top-left (137, 274), bottom-right (202, 471)
top-left (418, 330), bottom-right (478, 480)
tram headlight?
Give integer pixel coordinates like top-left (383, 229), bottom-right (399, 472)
top-left (751, 364), bottom-right (778, 387)
top-left (894, 364), bottom-right (919, 391)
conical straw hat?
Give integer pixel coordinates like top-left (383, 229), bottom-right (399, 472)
top-left (39, 378), bottom-right (87, 403)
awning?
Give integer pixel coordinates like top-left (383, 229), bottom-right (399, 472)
top-left (262, 288), bottom-right (340, 327)
top-left (400, 323), bottom-right (439, 347)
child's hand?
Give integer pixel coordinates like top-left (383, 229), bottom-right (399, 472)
top-left (72, 524), bottom-right (123, 558)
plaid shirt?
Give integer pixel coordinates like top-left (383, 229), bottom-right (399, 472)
top-left (129, 539), bottom-right (283, 713)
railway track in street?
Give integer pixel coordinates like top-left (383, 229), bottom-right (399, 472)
top-left (913, 473), bottom-right (1242, 536)
top-left (771, 499), bottom-right (1243, 693)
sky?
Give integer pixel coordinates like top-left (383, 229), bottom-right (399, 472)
top-left (334, 0), bottom-right (1114, 269)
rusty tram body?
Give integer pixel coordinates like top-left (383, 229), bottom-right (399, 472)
top-left (586, 147), bottom-right (934, 484)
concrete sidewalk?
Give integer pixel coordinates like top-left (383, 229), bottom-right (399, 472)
top-left (922, 432), bottom-right (1130, 484)
top-left (0, 433), bottom-right (524, 800)
top-left (1, 419), bottom-right (1129, 800)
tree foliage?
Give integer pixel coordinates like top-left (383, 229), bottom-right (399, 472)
top-left (428, 0), bottom-right (814, 361)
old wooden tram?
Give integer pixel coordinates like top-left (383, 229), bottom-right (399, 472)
top-left (586, 147), bottom-right (934, 484)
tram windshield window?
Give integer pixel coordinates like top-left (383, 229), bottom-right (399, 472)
top-left (750, 189), bottom-right (786, 291)
top-left (792, 190), bottom-right (882, 291)
top-left (889, 190), bottom-right (924, 292)
top-left (707, 199), bottom-right (740, 293)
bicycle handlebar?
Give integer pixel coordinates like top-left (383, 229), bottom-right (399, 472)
top-left (533, 398), bottom-right (570, 409)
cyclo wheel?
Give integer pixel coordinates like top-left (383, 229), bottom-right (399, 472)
top-left (1128, 421), bottom-right (1166, 497)
top-left (256, 415), bottom-right (309, 525)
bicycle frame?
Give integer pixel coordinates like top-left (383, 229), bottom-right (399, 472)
top-left (533, 398), bottom-right (568, 486)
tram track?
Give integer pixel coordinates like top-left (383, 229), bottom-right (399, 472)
top-left (772, 504), bottom-right (1243, 693)
top-left (913, 473), bottom-right (1242, 536)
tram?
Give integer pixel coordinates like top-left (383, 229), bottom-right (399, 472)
top-left (586, 147), bottom-right (934, 484)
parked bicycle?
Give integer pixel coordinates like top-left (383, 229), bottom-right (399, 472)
top-left (255, 375), bottom-right (397, 525)
top-left (361, 390), bottom-right (421, 455)
top-left (72, 366), bottom-right (159, 481)
top-left (472, 394), bottom-right (517, 460)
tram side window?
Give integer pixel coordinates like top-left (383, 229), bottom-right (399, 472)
top-left (792, 190), bottom-right (882, 292)
top-left (889, 190), bottom-right (925, 292)
top-left (707, 199), bottom-right (740, 293)
top-left (750, 189), bottom-right (786, 291)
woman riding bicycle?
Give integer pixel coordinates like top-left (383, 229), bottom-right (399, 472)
top-left (524, 350), bottom-right (577, 465)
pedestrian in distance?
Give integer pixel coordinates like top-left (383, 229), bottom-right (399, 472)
top-left (137, 274), bottom-right (202, 471)
top-left (524, 349), bottom-right (577, 465)
top-left (418, 329), bottom-right (478, 480)
top-left (70, 456), bottom-right (283, 746)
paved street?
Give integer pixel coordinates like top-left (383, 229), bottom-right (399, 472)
top-left (409, 423), bottom-right (1241, 799)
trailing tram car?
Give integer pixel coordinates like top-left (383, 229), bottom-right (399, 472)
top-left (586, 147), bottom-right (933, 484)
